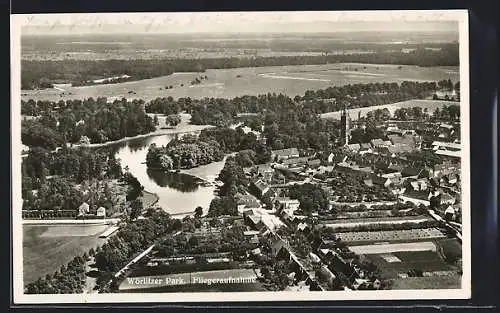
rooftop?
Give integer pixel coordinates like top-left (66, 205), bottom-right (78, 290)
top-left (272, 148), bottom-right (300, 157)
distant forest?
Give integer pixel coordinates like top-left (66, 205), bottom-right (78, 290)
top-left (21, 44), bottom-right (458, 89)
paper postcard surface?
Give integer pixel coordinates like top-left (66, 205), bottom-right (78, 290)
top-left (11, 10), bottom-right (470, 304)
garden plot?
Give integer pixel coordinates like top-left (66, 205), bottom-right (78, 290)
top-left (349, 241), bottom-right (437, 255)
top-left (322, 216), bottom-right (434, 231)
top-left (335, 228), bottom-right (446, 244)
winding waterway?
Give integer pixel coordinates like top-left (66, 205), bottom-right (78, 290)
top-left (110, 133), bottom-right (226, 216)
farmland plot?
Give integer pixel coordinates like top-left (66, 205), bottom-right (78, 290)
top-left (21, 63), bottom-right (459, 102)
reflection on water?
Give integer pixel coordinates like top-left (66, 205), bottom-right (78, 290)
top-left (146, 169), bottom-right (202, 193)
top-left (109, 133), bottom-right (225, 215)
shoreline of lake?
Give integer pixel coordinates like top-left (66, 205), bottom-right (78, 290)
top-left (72, 124), bottom-right (214, 149)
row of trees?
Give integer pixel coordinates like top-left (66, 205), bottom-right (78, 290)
top-left (207, 157), bottom-right (251, 217)
top-left (392, 105), bottom-right (460, 122)
top-left (21, 45), bottom-right (458, 89)
top-left (144, 97), bottom-right (182, 116)
top-left (140, 80), bottom-right (457, 127)
top-left (331, 219), bottom-right (439, 233)
top-left (288, 183), bottom-right (330, 215)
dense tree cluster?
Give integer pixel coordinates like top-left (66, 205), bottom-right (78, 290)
top-left (94, 209), bottom-right (176, 291)
top-left (144, 97), bottom-right (180, 115)
top-left (21, 98), bottom-right (156, 149)
top-left (21, 119), bottom-right (64, 150)
top-left (146, 134), bottom-right (224, 170)
top-left (198, 127), bottom-right (258, 153)
top-left (122, 171), bottom-right (144, 201)
top-left (288, 183), bottom-right (329, 215)
top-left (349, 126), bottom-right (387, 144)
top-left (20, 146), bottom-right (145, 219)
top-left (155, 224), bottom-right (253, 258)
top-left (328, 171), bottom-right (397, 202)
top-left (25, 255), bottom-right (87, 294)
top-left (431, 105), bottom-right (460, 121)
top-left (206, 158), bottom-right (250, 217)
top-left (22, 177), bottom-right (86, 217)
top-left (165, 114), bottom-right (182, 127)
top-left (22, 147), bottom-right (122, 192)
top-left (22, 44), bottom-right (458, 89)
top-left (298, 81), bottom-right (447, 114)
top-left (217, 158), bottom-right (249, 196)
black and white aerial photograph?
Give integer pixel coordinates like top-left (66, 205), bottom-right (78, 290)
top-left (11, 10), bottom-right (470, 303)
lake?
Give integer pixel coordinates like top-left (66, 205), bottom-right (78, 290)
top-left (111, 133), bottom-right (226, 216)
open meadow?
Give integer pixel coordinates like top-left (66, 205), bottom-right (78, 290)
top-left (23, 224), bottom-right (110, 284)
top-left (21, 63), bottom-right (459, 102)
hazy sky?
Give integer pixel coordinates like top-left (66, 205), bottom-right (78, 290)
top-left (15, 11), bottom-right (461, 35)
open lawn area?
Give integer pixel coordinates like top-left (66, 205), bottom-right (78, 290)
top-left (22, 63), bottom-right (458, 102)
top-left (23, 225), bottom-right (110, 284)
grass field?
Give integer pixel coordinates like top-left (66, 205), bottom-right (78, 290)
top-left (21, 63), bottom-right (459, 102)
top-left (320, 99), bottom-right (459, 120)
top-left (23, 224), bottom-right (109, 284)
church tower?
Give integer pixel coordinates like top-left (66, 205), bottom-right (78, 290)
top-left (340, 102), bottom-right (351, 146)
